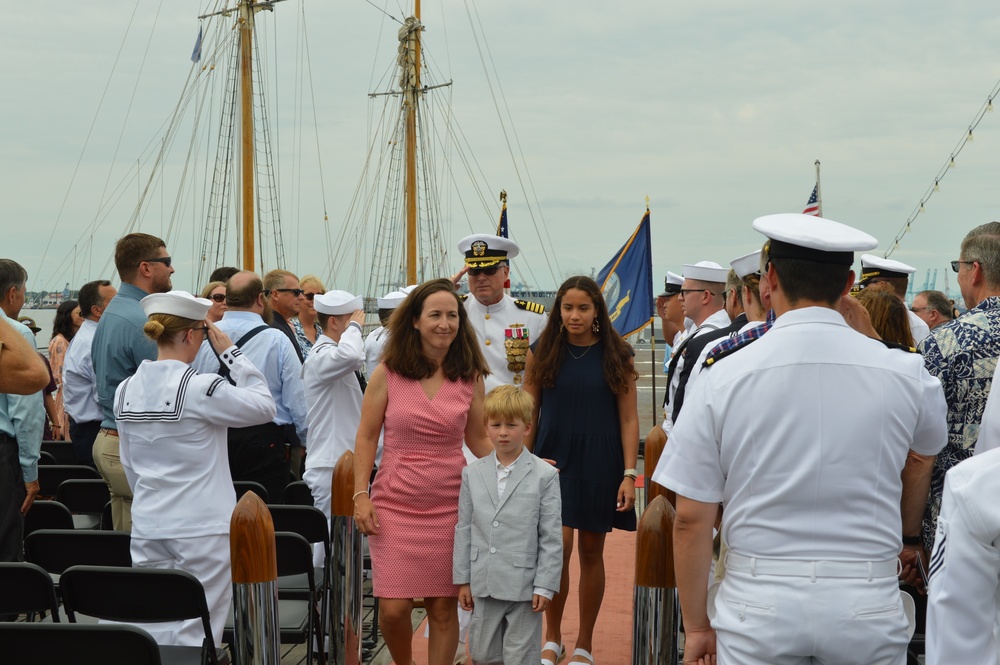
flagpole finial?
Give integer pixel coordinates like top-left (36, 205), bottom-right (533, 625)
top-left (645, 194), bottom-right (650, 210)
top-left (499, 190), bottom-right (507, 204)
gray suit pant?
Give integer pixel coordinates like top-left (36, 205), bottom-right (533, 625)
top-left (467, 596), bottom-right (541, 665)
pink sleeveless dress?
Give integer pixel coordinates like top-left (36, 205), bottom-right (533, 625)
top-left (368, 369), bottom-right (472, 598)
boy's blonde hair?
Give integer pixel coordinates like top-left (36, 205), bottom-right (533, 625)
top-left (483, 384), bottom-right (534, 425)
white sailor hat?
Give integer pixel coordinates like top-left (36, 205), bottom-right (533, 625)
top-left (141, 291), bottom-right (211, 321)
top-left (314, 290), bottom-right (363, 315)
top-left (682, 261), bottom-right (728, 283)
top-left (731, 250), bottom-right (762, 279)
top-left (658, 271), bottom-right (684, 297)
top-left (859, 254), bottom-right (916, 284)
top-left (753, 213), bottom-right (877, 266)
top-left (400, 284), bottom-right (418, 295)
top-left (377, 290), bottom-right (407, 309)
top-left (458, 234), bottom-right (520, 268)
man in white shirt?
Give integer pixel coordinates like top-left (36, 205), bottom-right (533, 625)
top-left (63, 279), bottom-right (116, 465)
top-left (193, 271), bottom-right (307, 505)
top-left (302, 290), bottom-right (366, 565)
top-left (363, 289), bottom-right (408, 378)
top-left (655, 213), bottom-right (948, 665)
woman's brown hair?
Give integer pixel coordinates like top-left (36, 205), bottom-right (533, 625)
top-left (856, 283), bottom-right (914, 347)
top-left (526, 276), bottom-right (638, 394)
top-left (381, 278), bottom-right (490, 382)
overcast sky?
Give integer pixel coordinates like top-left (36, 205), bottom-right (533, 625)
top-left (3, 1), bottom-right (1000, 298)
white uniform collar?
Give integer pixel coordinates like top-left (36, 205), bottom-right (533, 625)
top-left (772, 306), bottom-right (850, 330)
top-left (467, 293), bottom-right (510, 314)
top-left (220, 310), bottom-right (267, 325)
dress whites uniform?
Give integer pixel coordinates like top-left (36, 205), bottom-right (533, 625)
top-left (661, 261), bottom-right (730, 434)
top-left (363, 289), bottom-right (409, 377)
top-left (302, 290), bottom-right (366, 566)
top-left (925, 448), bottom-right (1000, 665)
top-left (457, 234), bottom-right (547, 393)
top-left (654, 214), bottom-right (949, 665)
top-left (859, 254), bottom-right (931, 344)
top-left (115, 292), bottom-right (277, 647)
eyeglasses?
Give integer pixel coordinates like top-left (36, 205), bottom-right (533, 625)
top-left (678, 288), bottom-right (715, 297)
top-left (265, 288), bottom-right (304, 297)
top-left (910, 306), bottom-right (930, 313)
top-left (144, 256), bottom-right (172, 268)
top-left (303, 292), bottom-right (318, 301)
top-left (951, 260), bottom-right (977, 272)
top-left (209, 293), bottom-right (226, 303)
top-left (468, 266), bottom-right (502, 277)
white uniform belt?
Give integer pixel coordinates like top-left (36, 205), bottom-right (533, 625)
top-left (726, 553), bottom-right (899, 580)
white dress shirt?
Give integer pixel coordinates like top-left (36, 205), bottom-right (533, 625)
top-left (63, 319), bottom-right (103, 424)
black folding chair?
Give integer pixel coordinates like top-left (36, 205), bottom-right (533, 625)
top-left (233, 480), bottom-right (268, 503)
top-left (37, 464), bottom-right (101, 498)
top-left (24, 529), bottom-right (131, 588)
top-left (0, 561), bottom-right (60, 622)
top-left (40, 440), bottom-right (79, 465)
top-left (38, 450), bottom-right (57, 465)
top-left (23, 499), bottom-right (74, 537)
top-left (57, 479), bottom-right (111, 529)
top-left (282, 480), bottom-right (315, 506)
top-left (0, 623), bottom-right (162, 665)
top-left (60, 565), bottom-right (228, 665)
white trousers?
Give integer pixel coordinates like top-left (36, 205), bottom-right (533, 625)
top-left (130, 534), bottom-right (231, 647)
top-left (303, 466), bottom-right (333, 569)
top-left (712, 567), bottom-right (909, 665)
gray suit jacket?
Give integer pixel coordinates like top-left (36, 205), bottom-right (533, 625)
top-left (453, 449), bottom-right (562, 601)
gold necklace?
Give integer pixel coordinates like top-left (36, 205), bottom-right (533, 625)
top-left (567, 341), bottom-right (596, 360)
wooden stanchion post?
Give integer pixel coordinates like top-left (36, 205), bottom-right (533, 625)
top-left (330, 451), bottom-right (362, 665)
top-left (631, 495), bottom-right (680, 665)
top-left (643, 424), bottom-right (674, 506)
top-left (230, 491), bottom-right (280, 665)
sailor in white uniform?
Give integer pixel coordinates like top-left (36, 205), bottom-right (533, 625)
top-left (114, 291), bottom-right (276, 648)
top-left (302, 290), bottom-right (366, 566)
top-left (925, 448), bottom-right (1000, 665)
top-left (455, 234), bottom-right (547, 392)
top-left (654, 214), bottom-right (948, 665)
top-left (859, 254), bottom-right (931, 344)
top-left (363, 288), bottom-right (409, 378)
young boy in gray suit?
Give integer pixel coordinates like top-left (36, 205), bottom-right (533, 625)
top-left (454, 385), bottom-right (563, 665)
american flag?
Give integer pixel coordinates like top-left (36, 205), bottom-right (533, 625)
top-left (802, 184), bottom-right (820, 216)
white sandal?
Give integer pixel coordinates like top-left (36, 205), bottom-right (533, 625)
top-left (569, 647), bottom-right (595, 664)
top-left (541, 641), bottom-right (566, 665)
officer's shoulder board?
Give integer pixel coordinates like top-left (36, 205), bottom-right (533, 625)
top-left (702, 337), bottom-right (759, 369)
top-left (877, 338), bottom-right (918, 353)
top-left (458, 293), bottom-right (469, 302)
top-left (514, 299), bottom-right (545, 314)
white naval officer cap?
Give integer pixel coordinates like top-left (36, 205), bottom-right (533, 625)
top-left (682, 261), bottom-right (728, 283)
top-left (658, 271), bottom-right (684, 297)
top-left (314, 290), bottom-right (363, 315)
top-left (377, 290), bottom-right (407, 309)
top-left (140, 290), bottom-right (211, 321)
top-left (730, 250), bottom-right (762, 279)
top-left (457, 234), bottom-right (520, 268)
top-left (753, 213), bottom-right (878, 265)
top-left (400, 284), bottom-right (418, 295)
top-left (859, 254), bottom-right (916, 284)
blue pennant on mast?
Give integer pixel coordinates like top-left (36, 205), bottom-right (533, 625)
top-left (191, 25), bottom-right (203, 63)
top-left (597, 209), bottom-right (653, 337)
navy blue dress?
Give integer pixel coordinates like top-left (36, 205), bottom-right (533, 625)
top-left (533, 341), bottom-right (637, 533)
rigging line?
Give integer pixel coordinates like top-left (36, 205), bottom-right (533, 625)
top-left (361, 0), bottom-right (403, 25)
top-left (299, 4), bottom-right (334, 260)
top-left (32, 0), bottom-right (145, 291)
top-left (885, 78), bottom-right (1000, 258)
top-left (463, 0), bottom-right (560, 282)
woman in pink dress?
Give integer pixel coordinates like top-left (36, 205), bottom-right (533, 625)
top-left (354, 279), bottom-right (492, 665)
top-left (47, 299), bottom-right (83, 440)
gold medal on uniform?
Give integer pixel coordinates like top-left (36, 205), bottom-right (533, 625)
top-left (506, 324), bottom-right (528, 374)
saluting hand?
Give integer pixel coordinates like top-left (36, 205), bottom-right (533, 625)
top-left (205, 320), bottom-right (234, 355)
top-left (349, 309), bottom-right (366, 328)
top-left (450, 266), bottom-right (469, 289)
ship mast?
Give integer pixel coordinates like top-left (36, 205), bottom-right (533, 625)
top-left (239, 0), bottom-right (256, 272)
top-left (403, 1), bottom-right (422, 284)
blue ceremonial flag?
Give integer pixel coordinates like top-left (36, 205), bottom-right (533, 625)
top-left (497, 196), bottom-right (511, 290)
top-left (597, 209), bottom-right (654, 337)
top-left (191, 26), bottom-right (203, 63)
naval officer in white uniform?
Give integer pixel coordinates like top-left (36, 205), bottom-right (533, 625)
top-left (115, 291), bottom-right (276, 648)
top-left (654, 214), bottom-right (948, 665)
top-left (302, 290), bottom-right (366, 564)
top-left (454, 234), bottom-right (547, 392)
top-left (859, 254), bottom-right (931, 344)
top-left (925, 447), bottom-right (1000, 665)
top-left (363, 288), bottom-right (410, 378)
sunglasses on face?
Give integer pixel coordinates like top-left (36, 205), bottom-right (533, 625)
top-left (144, 256), bottom-right (172, 268)
top-left (209, 293), bottom-right (226, 303)
top-left (468, 266), bottom-right (502, 277)
top-left (264, 288), bottom-right (304, 297)
top-left (303, 292), bottom-right (318, 301)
